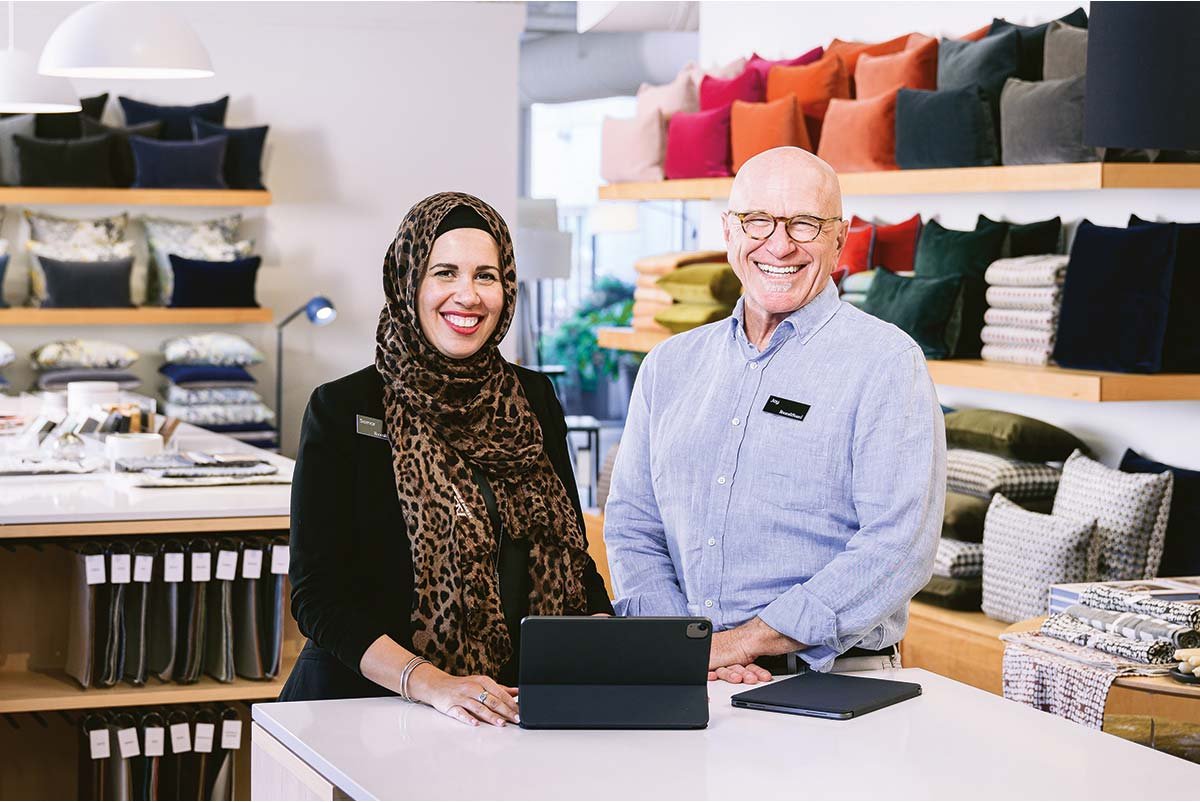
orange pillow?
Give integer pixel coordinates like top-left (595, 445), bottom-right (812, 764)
top-left (855, 34), bottom-right (938, 98)
top-left (731, 95), bottom-right (812, 173)
top-left (826, 33), bottom-right (911, 75)
top-left (959, 24), bottom-right (990, 41)
top-left (766, 54), bottom-right (850, 147)
top-left (817, 90), bottom-right (899, 173)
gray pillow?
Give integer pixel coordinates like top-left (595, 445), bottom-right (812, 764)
top-left (1000, 76), bottom-right (1101, 165)
top-left (0, 114), bottom-right (35, 186)
top-left (938, 28), bottom-right (1020, 100)
top-left (1043, 20), bottom-right (1087, 80)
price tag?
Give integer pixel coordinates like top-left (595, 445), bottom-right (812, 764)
top-left (169, 722), bottom-right (191, 754)
top-left (84, 554), bottom-right (106, 585)
top-left (110, 554), bottom-right (131, 585)
top-left (163, 552), bottom-right (184, 583)
top-left (116, 727), bottom-right (140, 758)
top-left (134, 554), bottom-right (154, 583)
top-left (220, 719), bottom-right (242, 750)
top-left (88, 728), bottom-right (110, 760)
top-left (144, 726), bottom-right (165, 757)
top-left (241, 549), bottom-right (263, 579)
top-left (194, 722), bottom-right (215, 754)
top-left (270, 545), bottom-right (290, 575)
top-left (215, 549), bottom-right (238, 581)
top-left (191, 551), bottom-right (211, 583)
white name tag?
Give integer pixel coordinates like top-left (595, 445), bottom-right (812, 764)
top-left (169, 722), bottom-right (191, 754)
top-left (85, 554), bottom-right (106, 585)
top-left (194, 722), bottom-right (215, 754)
top-left (163, 552), bottom-right (184, 583)
top-left (215, 549), bottom-right (238, 581)
top-left (220, 719), bottom-right (242, 750)
top-left (144, 726), bottom-right (165, 757)
top-left (117, 727), bottom-right (140, 759)
top-left (134, 554), bottom-right (154, 583)
top-left (88, 728), bottom-right (110, 760)
top-left (270, 545), bottom-right (290, 575)
top-left (191, 551), bottom-right (211, 583)
top-left (241, 549), bottom-right (263, 579)
top-left (110, 554), bottom-right (131, 585)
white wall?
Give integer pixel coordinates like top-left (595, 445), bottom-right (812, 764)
top-left (696, 1), bottom-right (1200, 471)
top-left (0, 1), bottom-right (523, 455)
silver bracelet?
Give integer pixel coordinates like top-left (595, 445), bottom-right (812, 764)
top-left (399, 656), bottom-right (429, 702)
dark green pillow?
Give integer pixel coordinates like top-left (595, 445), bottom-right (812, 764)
top-left (915, 575), bottom-right (982, 611)
top-left (656, 262), bottom-right (741, 304)
top-left (863, 270), bottom-right (962, 360)
top-left (944, 489), bottom-right (1055, 543)
top-left (996, 215), bottom-right (1062, 256)
top-left (945, 408), bottom-right (1088, 461)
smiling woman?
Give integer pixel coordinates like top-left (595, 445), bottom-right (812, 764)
top-left (418, 219), bottom-right (504, 360)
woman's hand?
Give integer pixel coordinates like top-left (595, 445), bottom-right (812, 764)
top-left (407, 663), bottom-right (519, 727)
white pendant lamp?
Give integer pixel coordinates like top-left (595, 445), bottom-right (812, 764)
top-left (0, 2), bottom-right (79, 113)
top-left (39, 1), bottom-right (213, 80)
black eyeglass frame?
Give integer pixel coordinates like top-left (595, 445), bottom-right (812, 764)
top-left (728, 211), bottom-right (844, 243)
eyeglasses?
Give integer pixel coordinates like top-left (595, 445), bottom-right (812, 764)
top-left (730, 211), bottom-right (842, 243)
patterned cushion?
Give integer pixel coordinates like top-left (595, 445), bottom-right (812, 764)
top-left (0, 339), bottom-right (13, 368)
top-left (982, 494), bottom-right (1094, 623)
top-left (162, 402), bottom-right (275, 426)
top-left (1052, 450), bottom-right (1174, 582)
top-left (946, 448), bottom-right (1060, 500)
top-left (26, 240), bottom-right (136, 308)
top-left (162, 385), bottom-right (263, 406)
top-left (25, 210), bottom-right (129, 244)
top-left (23, 211), bottom-right (136, 303)
top-left (31, 339), bottom-right (138, 370)
top-left (934, 538), bottom-right (984, 578)
top-left (142, 214), bottom-right (249, 305)
top-left (161, 333), bottom-right (264, 367)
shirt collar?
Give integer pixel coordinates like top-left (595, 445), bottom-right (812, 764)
top-left (729, 279), bottom-right (841, 352)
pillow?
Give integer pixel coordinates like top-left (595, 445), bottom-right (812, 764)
top-left (855, 35), bottom-right (937, 98)
top-left (31, 339), bottom-right (138, 370)
top-left (192, 119), bottom-right (268, 190)
top-left (119, 95), bottom-right (229, 140)
top-left (168, 254), bottom-right (261, 308)
top-left (33, 93), bottom-right (107, 139)
top-left (816, 89), bottom-right (898, 173)
top-left (81, 118), bottom-right (163, 187)
top-left (959, 24), bottom-right (991, 42)
top-left (27, 239), bottom-right (136, 308)
top-left (14, 134), bottom-right (115, 187)
top-left (937, 28), bottom-right (1020, 101)
top-left (825, 33), bottom-right (911, 75)
top-left (159, 363), bottom-right (255, 388)
top-left (840, 266), bottom-right (879, 294)
top-left (731, 95), bottom-right (810, 173)
top-left (163, 385), bottom-right (263, 406)
top-left (162, 332), bottom-right (265, 367)
top-left (663, 105), bottom-right (732, 179)
top-left (25, 210), bottom-right (128, 244)
top-left (0, 114), bottom-right (34, 185)
top-left (699, 67), bottom-right (764, 111)
top-left (765, 54), bottom-right (850, 147)
top-left (38, 256), bottom-right (134, 308)
top-left (988, 7), bottom-right (1088, 81)
top-left (1043, 20), bottom-right (1088, 80)
top-left (1055, 220), bottom-right (1176, 373)
top-left (915, 575), bottom-right (983, 611)
top-left (143, 213), bottom-right (248, 305)
top-left (602, 111), bottom-right (664, 183)
top-left (946, 448), bottom-right (1061, 501)
top-left (895, 86), bottom-right (999, 169)
top-left (981, 494), bottom-right (1094, 623)
top-left (839, 224), bottom-right (874, 276)
top-left (1054, 450), bottom-right (1174, 582)
top-left (163, 402), bottom-right (275, 426)
top-left (653, 302), bottom-right (734, 333)
top-left (945, 409), bottom-right (1087, 462)
top-left (1128, 216), bottom-right (1200, 372)
top-left (913, 217), bottom-right (1008, 357)
top-left (1120, 449), bottom-right (1200, 577)
top-left (655, 262), bottom-right (741, 304)
top-left (746, 47), bottom-right (824, 82)
top-left (943, 491), bottom-right (1056, 543)
top-left (702, 57), bottom-right (747, 81)
top-left (0, 339), bottom-right (13, 368)
top-left (38, 369), bottom-right (140, 391)
top-left (636, 67), bottom-right (698, 122)
top-left (1005, 216), bottom-right (1062, 256)
top-left (862, 269), bottom-right (962, 359)
top-left (1000, 76), bottom-right (1099, 165)
top-left (130, 134), bottom-right (228, 189)
top-left (852, 213), bottom-right (921, 271)
top-left (934, 538), bottom-right (984, 579)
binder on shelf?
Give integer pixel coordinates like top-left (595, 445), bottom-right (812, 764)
top-left (204, 538), bottom-right (238, 683)
top-left (175, 539), bottom-right (211, 685)
top-left (148, 539), bottom-right (184, 683)
top-left (122, 541), bottom-right (159, 686)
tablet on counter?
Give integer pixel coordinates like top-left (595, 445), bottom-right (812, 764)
top-left (730, 670), bottom-right (922, 720)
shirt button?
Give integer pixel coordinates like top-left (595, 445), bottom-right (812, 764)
top-left (748, 362), bottom-right (758, 370)
top-left (731, 417), bottom-right (740, 426)
top-left (717, 475), bottom-right (727, 485)
top-left (704, 599), bottom-right (714, 608)
top-left (707, 538), bottom-right (716, 546)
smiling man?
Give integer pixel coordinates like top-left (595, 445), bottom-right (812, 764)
top-left (604, 147), bottom-right (945, 680)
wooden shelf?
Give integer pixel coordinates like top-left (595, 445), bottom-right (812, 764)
top-left (0, 516), bottom-right (290, 541)
top-left (597, 326), bottom-right (670, 353)
top-left (0, 188), bottom-right (271, 207)
top-left (598, 163), bottom-right (1200, 201)
top-left (0, 307), bottom-right (274, 326)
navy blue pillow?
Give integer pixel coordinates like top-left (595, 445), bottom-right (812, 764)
top-left (192, 118), bottom-right (267, 190)
top-left (130, 134), bottom-right (228, 189)
top-left (168, 254), bottom-right (260, 308)
top-left (0, 254), bottom-right (8, 308)
top-left (1055, 220), bottom-right (1176, 373)
top-left (896, 87), bottom-right (998, 169)
top-left (1120, 448), bottom-right (1200, 577)
top-left (119, 95), bottom-right (228, 140)
top-left (160, 363), bottom-right (255, 385)
top-left (988, 7), bottom-right (1088, 81)
top-left (39, 256), bottom-right (134, 308)
top-left (1129, 215), bottom-right (1200, 372)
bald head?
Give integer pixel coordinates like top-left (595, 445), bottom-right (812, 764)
top-left (728, 147), bottom-right (842, 219)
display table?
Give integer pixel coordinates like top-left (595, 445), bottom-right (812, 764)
top-left (250, 668), bottom-right (1200, 800)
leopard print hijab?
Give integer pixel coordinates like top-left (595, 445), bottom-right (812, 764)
top-left (375, 191), bottom-right (589, 677)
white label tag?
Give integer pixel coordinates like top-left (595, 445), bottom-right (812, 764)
top-left (220, 719), bottom-right (242, 750)
top-left (163, 552), bottom-right (184, 583)
top-left (191, 551), bottom-right (211, 583)
top-left (215, 549), bottom-right (238, 581)
top-left (241, 549), bottom-right (263, 579)
top-left (144, 726), bottom-right (165, 757)
top-left (134, 554), bottom-right (154, 583)
top-left (270, 545), bottom-right (290, 575)
top-left (194, 722), bottom-right (215, 753)
top-left (84, 554), bottom-right (106, 585)
top-left (169, 722), bottom-right (191, 754)
top-left (110, 554), bottom-right (131, 585)
top-left (117, 727), bottom-right (140, 759)
top-left (88, 728), bottom-right (110, 760)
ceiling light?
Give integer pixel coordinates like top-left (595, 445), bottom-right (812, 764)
top-left (0, 3), bottom-right (79, 113)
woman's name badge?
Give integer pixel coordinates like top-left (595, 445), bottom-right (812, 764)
top-left (356, 415), bottom-right (389, 441)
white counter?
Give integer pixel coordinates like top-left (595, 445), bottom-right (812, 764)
top-left (251, 668), bottom-right (1200, 800)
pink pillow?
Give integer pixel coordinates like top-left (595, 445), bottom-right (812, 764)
top-left (700, 66), bottom-right (764, 111)
top-left (636, 65), bottom-right (698, 121)
top-left (664, 104), bottom-right (732, 179)
top-left (746, 46), bottom-right (824, 82)
top-left (601, 110), bottom-right (665, 183)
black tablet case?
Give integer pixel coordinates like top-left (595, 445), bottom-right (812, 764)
top-left (730, 671), bottom-right (922, 719)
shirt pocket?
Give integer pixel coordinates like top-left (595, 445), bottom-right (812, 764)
top-left (749, 418), bottom-right (834, 510)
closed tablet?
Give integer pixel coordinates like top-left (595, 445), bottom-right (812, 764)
top-left (730, 671), bottom-right (921, 719)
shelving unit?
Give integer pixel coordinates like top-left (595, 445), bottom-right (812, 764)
top-left (0, 188), bottom-right (272, 207)
top-left (0, 308), bottom-right (274, 326)
top-left (0, 515), bottom-right (291, 540)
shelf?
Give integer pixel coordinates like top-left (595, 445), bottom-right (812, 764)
top-left (0, 515), bottom-right (290, 541)
top-left (596, 328), bottom-right (1200, 401)
top-left (598, 163), bottom-right (1200, 201)
top-left (0, 188), bottom-right (271, 207)
top-left (0, 307), bottom-right (274, 326)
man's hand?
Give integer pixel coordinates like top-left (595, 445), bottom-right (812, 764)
top-left (707, 618), bottom-right (806, 684)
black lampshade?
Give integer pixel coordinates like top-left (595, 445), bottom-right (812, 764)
top-left (1083, 1), bottom-right (1200, 150)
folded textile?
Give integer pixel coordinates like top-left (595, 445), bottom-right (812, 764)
top-left (1002, 639), bottom-right (1123, 730)
top-left (915, 575), bottom-right (982, 611)
top-left (634, 250), bottom-right (728, 276)
top-left (981, 343), bottom-right (1054, 366)
top-left (653, 302), bottom-right (734, 333)
top-left (159, 363), bottom-right (254, 387)
top-left (1002, 630), bottom-right (1173, 673)
top-left (946, 448), bottom-right (1061, 501)
top-left (199, 421), bottom-right (278, 434)
top-left (983, 307), bottom-right (1057, 331)
top-left (985, 284), bottom-right (1062, 310)
top-left (37, 369), bottom-right (140, 391)
top-left (633, 286), bottom-right (674, 305)
top-left (632, 313), bottom-right (672, 333)
top-left (1063, 603), bottom-right (1200, 649)
top-left (1078, 585), bottom-right (1200, 629)
top-left (1040, 612), bottom-right (1175, 664)
top-left (980, 325), bottom-right (1055, 349)
top-left (632, 298), bottom-right (672, 318)
top-left (934, 538), bottom-right (984, 578)
top-left (840, 291), bottom-right (868, 308)
top-left (162, 385), bottom-right (263, 406)
top-left (163, 402), bottom-right (275, 426)
top-left (984, 254), bottom-right (1069, 287)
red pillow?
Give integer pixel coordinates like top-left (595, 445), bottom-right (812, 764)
top-left (700, 67), bottom-right (764, 111)
top-left (664, 104), bottom-right (732, 179)
top-left (852, 213), bottom-right (922, 271)
top-left (746, 46), bottom-right (824, 82)
top-left (816, 89), bottom-right (899, 173)
top-left (839, 223), bottom-right (875, 275)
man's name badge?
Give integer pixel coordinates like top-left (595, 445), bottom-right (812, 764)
top-left (356, 415), bottom-right (389, 441)
top-left (763, 395), bottom-right (811, 421)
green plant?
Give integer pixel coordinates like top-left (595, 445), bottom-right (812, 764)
top-left (540, 276), bottom-right (635, 393)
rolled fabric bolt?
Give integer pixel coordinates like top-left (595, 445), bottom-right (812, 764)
top-left (1194, 665), bottom-right (1200, 678)
top-left (1190, 656), bottom-right (1200, 667)
top-left (1174, 648), bottom-right (1200, 659)
top-left (1184, 661), bottom-right (1194, 673)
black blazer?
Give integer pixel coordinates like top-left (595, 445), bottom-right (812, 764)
top-left (279, 364), bottom-right (613, 702)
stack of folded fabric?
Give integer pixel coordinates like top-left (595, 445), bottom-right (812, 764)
top-left (31, 339), bottom-right (141, 391)
top-left (632, 250), bottom-right (729, 334)
top-left (159, 333), bottom-right (277, 451)
top-left (981, 254), bottom-right (1068, 366)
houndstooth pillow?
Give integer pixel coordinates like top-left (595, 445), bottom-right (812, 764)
top-left (161, 332), bottom-right (264, 367)
top-left (982, 494), bottom-right (1094, 623)
top-left (142, 214), bottom-right (252, 305)
top-left (933, 538), bottom-right (984, 578)
top-left (31, 339), bottom-right (138, 370)
top-left (946, 449), bottom-right (1061, 501)
top-left (1052, 449), bottom-right (1174, 582)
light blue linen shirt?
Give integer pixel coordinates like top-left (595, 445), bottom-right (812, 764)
top-left (604, 281), bottom-right (945, 672)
